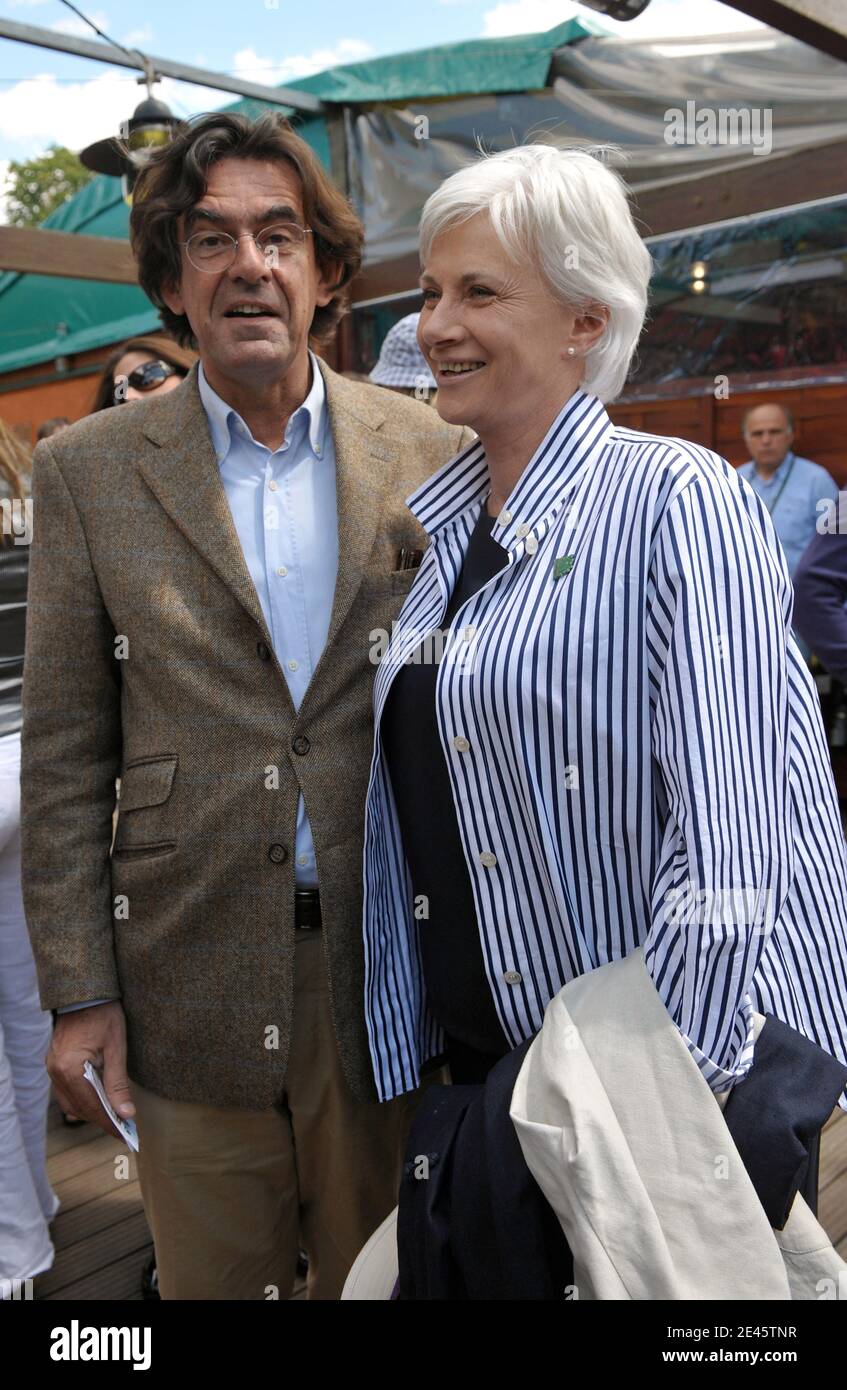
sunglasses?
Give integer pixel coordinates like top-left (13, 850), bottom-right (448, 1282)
top-left (114, 360), bottom-right (178, 402)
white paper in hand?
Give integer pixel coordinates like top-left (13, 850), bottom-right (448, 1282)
top-left (83, 1060), bottom-right (139, 1151)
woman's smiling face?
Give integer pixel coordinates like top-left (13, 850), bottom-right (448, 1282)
top-left (416, 213), bottom-right (584, 444)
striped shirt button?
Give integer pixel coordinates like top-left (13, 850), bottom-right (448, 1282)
top-left (515, 523), bottom-right (530, 538)
top-left (503, 970), bottom-right (522, 986)
top-left (453, 736), bottom-right (470, 753)
top-left (479, 851), bottom-right (497, 868)
top-left (525, 534), bottom-right (539, 555)
top-left (497, 508), bottom-right (512, 525)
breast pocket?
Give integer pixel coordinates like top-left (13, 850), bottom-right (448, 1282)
top-left (112, 755), bottom-right (178, 862)
top-left (391, 566), bottom-right (420, 597)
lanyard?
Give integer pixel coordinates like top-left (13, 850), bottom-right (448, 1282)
top-left (761, 452), bottom-right (797, 517)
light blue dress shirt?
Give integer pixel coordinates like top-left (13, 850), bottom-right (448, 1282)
top-left (737, 453), bottom-right (838, 577)
top-left (198, 352), bottom-right (338, 889)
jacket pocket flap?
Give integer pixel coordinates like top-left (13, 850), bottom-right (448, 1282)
top-left (119, 757), bottom-right (177, 812)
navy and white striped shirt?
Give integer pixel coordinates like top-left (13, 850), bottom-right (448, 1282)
top-left (362, 389), bottom-right (847, 1105)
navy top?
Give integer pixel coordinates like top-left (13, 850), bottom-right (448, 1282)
top-left (793, 530), bottom-right (847, 684)
top-left (382, 507), bottom-right (510, 1057)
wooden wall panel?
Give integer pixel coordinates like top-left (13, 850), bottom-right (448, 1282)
top-left (611, 384), bottom-right (847, 486)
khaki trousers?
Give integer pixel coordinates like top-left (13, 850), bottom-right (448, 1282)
top-left (131, 932), bottom-right (420, 1300)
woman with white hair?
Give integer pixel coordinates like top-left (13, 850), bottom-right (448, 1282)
top-left (361, 144), bottom-right (847, 1131)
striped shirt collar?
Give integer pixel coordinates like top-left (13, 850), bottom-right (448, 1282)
top-left (197, 349), bottom-right (326, 463)
top-left (407, 388), bottom-right (615, 551)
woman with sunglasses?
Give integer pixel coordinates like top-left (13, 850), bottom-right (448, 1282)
top-left (91, 335), bottom-right (197, 412)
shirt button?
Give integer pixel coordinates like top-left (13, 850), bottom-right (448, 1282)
top-left (292, 735), bottom-right (311, 756)
top-left (453, 736), bottom-right (470, 753)
top-left (256, 642), bottom-right (271, 662)
top-left (525, 534), bottom-right (539, 555)
top-left (268, 480), bottom-right (278, 492)
top-left (287, 659), bottom-right (299, 672)
top-left (462, 625), bottom-right (476, 641)
top-left (503, 970), bottom-right (522, 986)
top-left (497, 508), bottom-right (512, 525)
top-left (268, 843), bottom-right (288, 864)
top-left (276, 566), bottom-right (288, 578)
top-left (516, 522), bottom-right (530, 538)
top-left (479, 851), bottom-right (497, 868)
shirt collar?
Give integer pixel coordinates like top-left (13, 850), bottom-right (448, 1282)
top-left (407, 389), bottom-right (615, 551)
top-left (197, 350), bottom-right (327, 463)
top-left (749, 451), bottom-right (794, 482)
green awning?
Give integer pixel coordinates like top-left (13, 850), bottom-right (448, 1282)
top-left (269, 18), bottom-right (601, 105)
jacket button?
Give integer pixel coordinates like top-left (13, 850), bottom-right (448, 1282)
top-left (257, 642), bottom-right (271, 662)
top-left (292, 735), bottom-right (310, 756)
top-left (268, 843), bottom-right (288, 864)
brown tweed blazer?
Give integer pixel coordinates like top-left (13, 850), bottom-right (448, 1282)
top-left (21, 359), bottom-right (471, 1108)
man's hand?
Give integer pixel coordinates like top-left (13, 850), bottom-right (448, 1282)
top-left (48, 1001), bottom-right (134, 1140)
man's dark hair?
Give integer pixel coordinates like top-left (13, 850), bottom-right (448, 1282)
top-left (129, 112), bottom-right (364, 346)
top-left (36, 417), bottom-right (71, 440)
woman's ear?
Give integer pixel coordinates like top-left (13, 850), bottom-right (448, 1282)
top-left (572, 304), bottom-right (610, 354)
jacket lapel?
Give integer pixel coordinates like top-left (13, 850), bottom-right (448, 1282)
top-left (316, 358), bottom-right (391, 655)
top-left (136, 365), bottom-right (273, 644)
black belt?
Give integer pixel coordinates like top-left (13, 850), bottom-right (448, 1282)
top-left (295, 889), bottom-right (322, 932)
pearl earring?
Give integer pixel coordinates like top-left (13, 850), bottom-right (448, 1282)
top-left (567, 347), bottom-right (576, 356)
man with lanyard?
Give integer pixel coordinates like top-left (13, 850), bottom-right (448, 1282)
top-left (738, 403), bottom-right (838, 659)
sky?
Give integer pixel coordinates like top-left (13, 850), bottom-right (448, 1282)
top-left (0, 0), bottom-right (768, 200)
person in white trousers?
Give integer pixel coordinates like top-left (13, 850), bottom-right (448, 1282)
top-left (0, 434), bottom-right (57, 1293)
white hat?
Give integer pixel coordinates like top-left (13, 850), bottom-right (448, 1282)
top-left (369, 314), bottom-right (436, 390)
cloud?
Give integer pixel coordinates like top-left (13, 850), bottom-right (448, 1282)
top-left (0, 70), bottom-right (229, 161)
top-left (50, 10), bottom-right (111, 39)
top-left (482, 0), bottom-right (579, 36)
top-left (121, 26), bottom-right (154, 47)
top-left (482, 0), bottom-right (766, 38)
top-left (231, 38), bottom-right (374, 87)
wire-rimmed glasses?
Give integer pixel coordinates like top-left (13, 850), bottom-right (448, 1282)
top-left (180, 222), bottom-right (313, 273)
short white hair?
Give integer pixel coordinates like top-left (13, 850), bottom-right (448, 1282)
top-left (419, 144), bottom-right (652, 403)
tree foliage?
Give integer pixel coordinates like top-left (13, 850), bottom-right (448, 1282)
top-left (4, 145), bottom-right (94, 227)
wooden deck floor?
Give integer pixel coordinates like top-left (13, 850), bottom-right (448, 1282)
top-left (33, 1093), bottom-right (847, 1301)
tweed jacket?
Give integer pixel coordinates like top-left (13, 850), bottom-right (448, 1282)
top-left (20, 359), bottom-right (470, 1108)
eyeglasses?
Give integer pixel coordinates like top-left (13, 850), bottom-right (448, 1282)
top-left (180, 222), bottom-right (312, 273)
top-left (112, 360), bottom-right (177, 404)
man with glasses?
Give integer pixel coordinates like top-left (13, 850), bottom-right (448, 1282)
top-left (20, 112), bottom-right (471, 1300)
